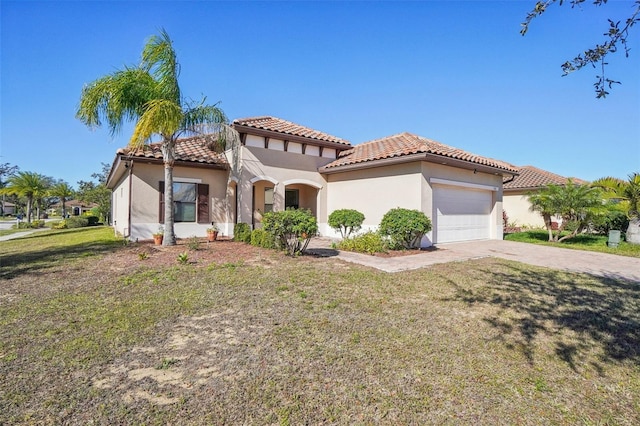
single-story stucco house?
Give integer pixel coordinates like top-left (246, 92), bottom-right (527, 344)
top-left (106, 116), bottom-right (519, 246)
top-left (48, 199), bottom-right (98, 217)
top-left (503, 165), bottom-right (586, 228)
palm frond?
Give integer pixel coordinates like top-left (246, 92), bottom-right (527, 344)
top-left (182, 104), bottom-right (227, 132)
top-left (2, 172), bottom-right (50, 197)
top-left (141, 29), bottom-right (180, 104)
top-left (77, 68), bottom-right (158, 136)
top-left (180, 103), bottom-right (232, 151)
top-left (591, 176), bottom-right (625, 196)
top-left (129, 99), bottom-right (183, 148)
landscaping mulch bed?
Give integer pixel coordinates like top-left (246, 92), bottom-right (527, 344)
top-left (111, 238), bottom-right (269, 270)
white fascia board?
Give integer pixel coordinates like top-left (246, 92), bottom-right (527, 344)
top-left (430, 177), bottom-right (499, 192)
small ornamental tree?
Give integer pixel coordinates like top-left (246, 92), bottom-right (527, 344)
top-left (529, 180), bottom-right (604, 243)
top-left (262, 208), bottom-right (318, 256)
top-left (328, 209), bottom-right (365, 238)
top-left (592, 173), bottom-right (640, 244)
top-left (379, 207), bottom-right (432, 249)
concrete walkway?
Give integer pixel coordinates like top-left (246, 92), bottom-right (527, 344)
top-left (0, 227), bottom-right (50, 242)
top-left (307, 238), bottom-right (640, 282)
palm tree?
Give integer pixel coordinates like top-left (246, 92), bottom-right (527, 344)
top-left (0, 171), bottom-right (50, 223)
top-left (529, 180), bottom-right (603, 242)
top-left (49, 181), bottom-right (75, 218)
top-left (76, 30), bottom-right (229, 245)
top-left (592, 173), bottom-right (640, 244)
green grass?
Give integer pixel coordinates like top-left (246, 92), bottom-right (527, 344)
top-left (1, 228), bottom-right (638, 424)
top-left (0, 228), bottom-right (31, 237)
top-left (0, 226), bottom-right (122, 280)
top-left (505, 229), bottom-right (640, 257)
top-left (0, 220), bottom-right (64, 237)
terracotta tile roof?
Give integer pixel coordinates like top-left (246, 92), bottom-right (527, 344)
top-left (233, 116), bottom-right (350, 145)
top-left (504, 165), bottom-right (585, 190)
top-left (116, 135), bottom-right (228, 166)
top-left (321, 132), bottom-right (518, 173)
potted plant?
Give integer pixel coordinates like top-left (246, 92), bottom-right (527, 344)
top-left (206, 224), bottom-right (219, 242)
top-left (153, 226), bottom-right (164, 245)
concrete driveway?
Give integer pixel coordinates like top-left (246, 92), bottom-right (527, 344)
top-left (309, 239), bottom-right (639, 282)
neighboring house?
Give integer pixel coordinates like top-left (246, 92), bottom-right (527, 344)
top-left (49, 199), bottom-right (98, 217)
top-left (503, 165), bottom-right (586, 228)
top-left (106, 116), bottom-right (519, 246)
top-left (1, 201), bottom-right (16, 216)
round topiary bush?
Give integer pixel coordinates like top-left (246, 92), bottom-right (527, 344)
top-left (328, 209), bottom-right (365, 238)
top-left (379, 207), bottom-right (432, 249)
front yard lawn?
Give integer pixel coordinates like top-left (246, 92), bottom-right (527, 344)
top-left (1, 228), bottom-right (638, 424)
top-left (505, 229), bottom-right (640, 258)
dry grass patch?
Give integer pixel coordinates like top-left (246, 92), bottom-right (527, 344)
top-left (1, 229), bottom-right (638, 424)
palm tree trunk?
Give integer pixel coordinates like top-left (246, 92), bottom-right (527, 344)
top-left (543, 213), bottom-right (553, 242)
top-left (162, 138), bottom-right (177, 246)
top-left (26, 197), bottom-right (33, 223)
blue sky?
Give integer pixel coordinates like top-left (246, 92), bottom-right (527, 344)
top-left (2, 0), bottom-right (639, 187)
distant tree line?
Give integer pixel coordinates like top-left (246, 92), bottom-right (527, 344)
top-left (0, 162), bottom-right (112, 224)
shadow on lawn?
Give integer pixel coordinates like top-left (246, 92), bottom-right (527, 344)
top-left (514, 230), bottom-right (611, 246)
top-left (451, 264), bottom-right (640, 371)
top-left (0, 237), bottom-right (122, 280)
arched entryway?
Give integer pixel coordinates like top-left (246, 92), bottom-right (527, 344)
top-left (250, 176), bottom-right (279, 229)
top-left (282, 179), bottom-right (322, 218)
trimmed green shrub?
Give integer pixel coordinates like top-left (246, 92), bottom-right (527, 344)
top-left (53, 220), bottom-right (67, 229)
top-left (379, 207), bottom-right (432, 249)
top-left (16, 220), bottom-right (45, 229)
top-left (66, 217), bottom-right (90, 228)
top-left (591, 208), bottom-right (630, 235)
top-left (262, 208), bottom-right (318, 256)
top-left (86, 215), bottom-right (100, 226)
top-left (250, 229), bottom-right (276, 249)
top-left (337, 231), bottom-right (387, 255)
top-left (234, 223), bottom-right (252, 243)
top-left (328, 209), bottom-right (365, 238)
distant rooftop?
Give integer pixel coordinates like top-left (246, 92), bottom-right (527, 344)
top-left (504, 165), bottom-right (586, 190)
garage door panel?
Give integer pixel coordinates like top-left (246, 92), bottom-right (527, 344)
top-left (434, 185), bottom-right (491, 243)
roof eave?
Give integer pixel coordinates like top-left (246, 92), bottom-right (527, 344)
top-left (423, 153), bottom-right (518, 175)
top-left (106, 153), bottom-right (228, 189)
top-left (130, 156), bottom-right (229, 170)
top-left (233, 124), bottom-right (351, 150)
top-left (320, 152), bottom-right (519, 175)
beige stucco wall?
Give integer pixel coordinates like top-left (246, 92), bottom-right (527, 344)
top-left (127, 162), bottom-right (230, 240)
top-left (111, 172), bottom-right (131, 237)
top-left (237, 145), bottom-right (334, 229)
top-left (326, 162), bottom-right (423, 237)
top-left (503, 191), bottom-right (545, 228)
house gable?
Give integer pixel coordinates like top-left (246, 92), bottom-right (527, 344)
top-left (233, 116), bottom-right (351, 160)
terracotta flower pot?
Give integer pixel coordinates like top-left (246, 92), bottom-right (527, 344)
top-left (207, 231), bottom-right (218, 242)
top-left (153, 235), bottom-right (163, 245)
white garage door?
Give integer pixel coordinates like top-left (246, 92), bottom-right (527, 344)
top-left (434, 185), bottom-right (492, 243)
